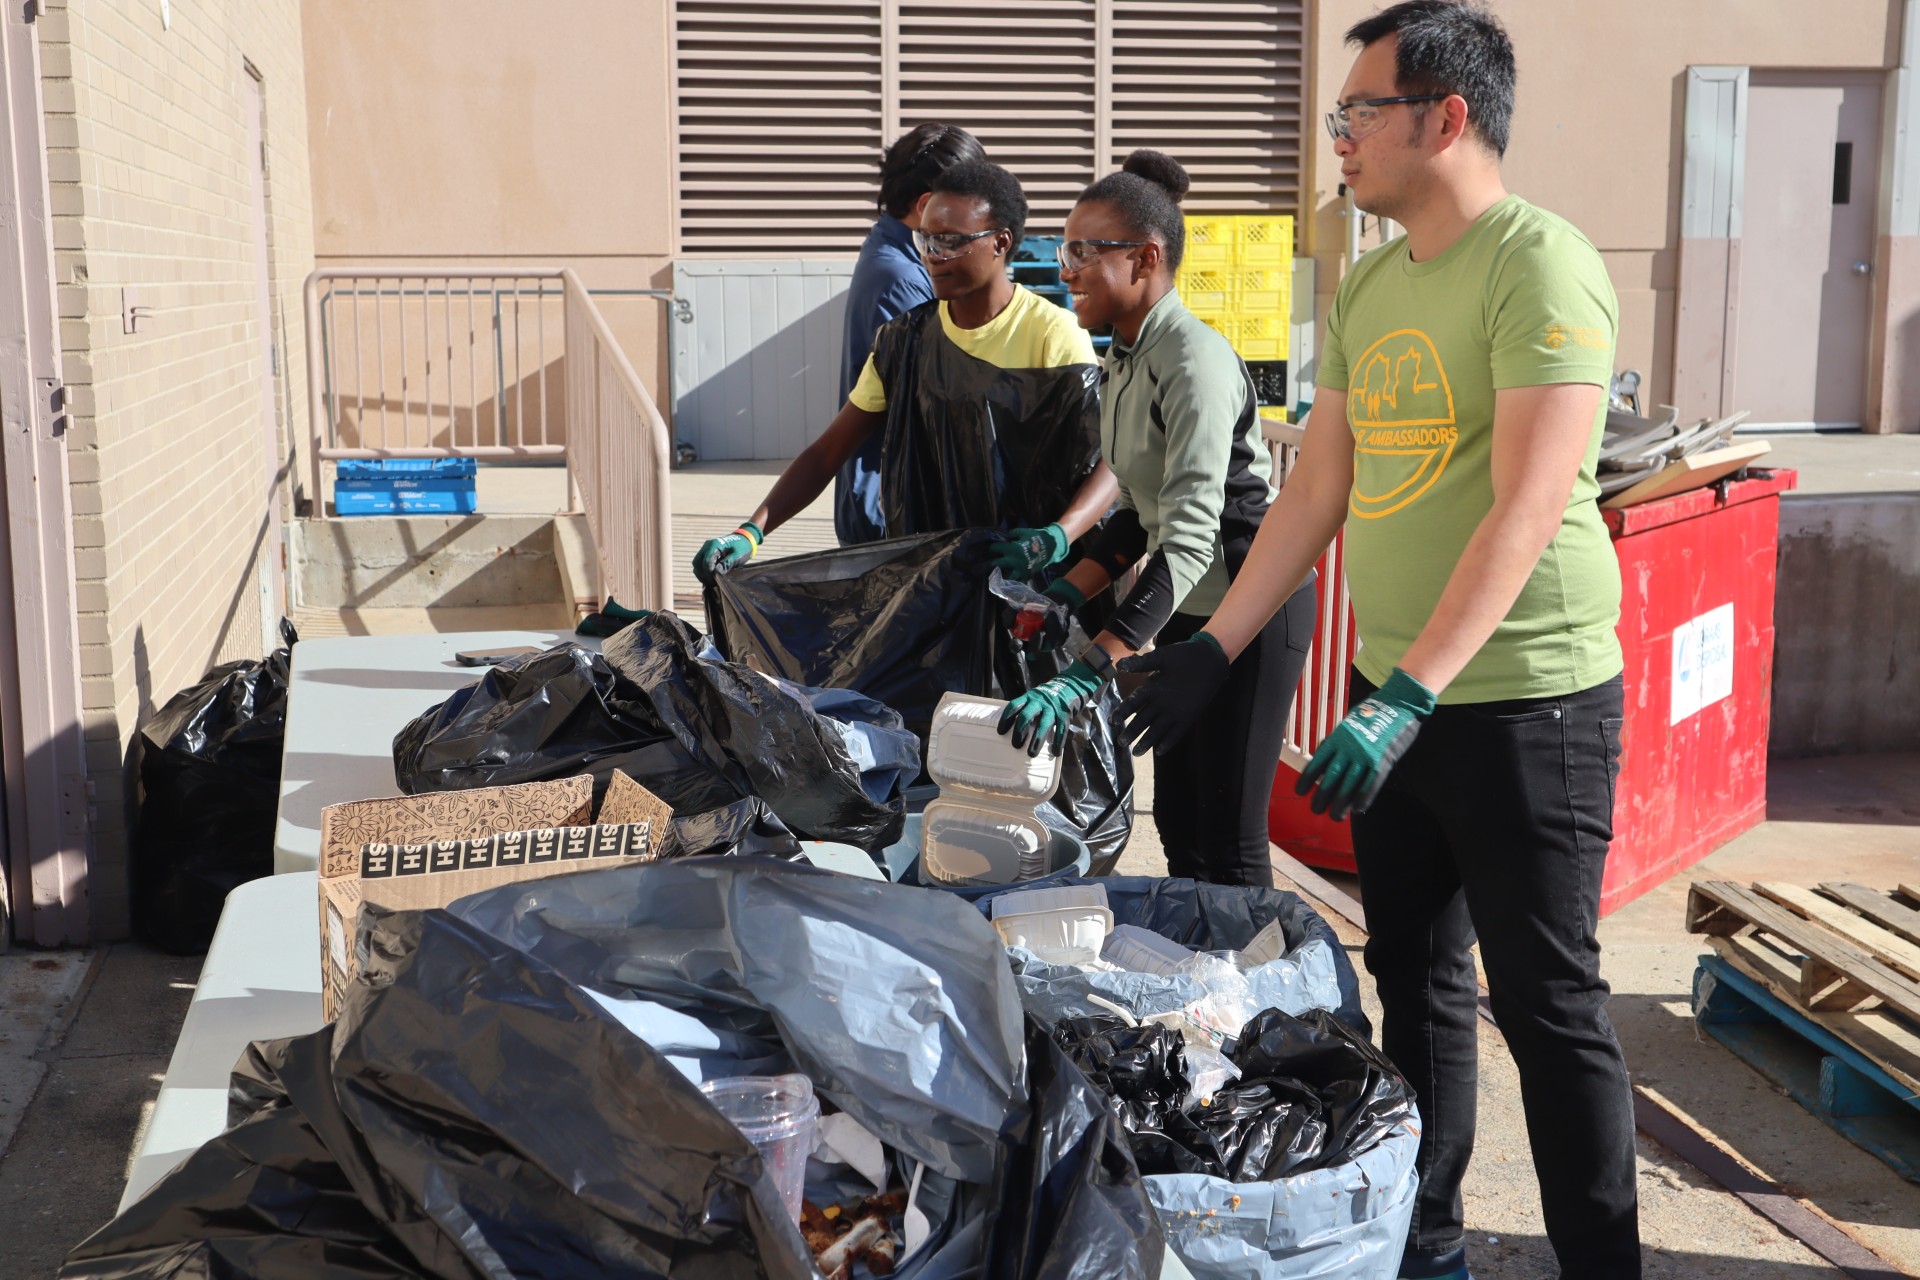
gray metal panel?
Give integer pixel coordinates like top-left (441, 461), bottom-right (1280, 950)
top-left (1683, 66), bottom-right (1749, 241)
top-left (671, 260), bottom-right (854, 462)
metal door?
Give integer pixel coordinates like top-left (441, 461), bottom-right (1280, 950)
top-left (1734, 73), bottom-right (1882, 429)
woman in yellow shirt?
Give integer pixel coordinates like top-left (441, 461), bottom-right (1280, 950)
top-left (693, 161), bottom-right (1117, 582)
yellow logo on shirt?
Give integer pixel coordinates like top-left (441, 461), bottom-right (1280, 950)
top-left (1347, 329), bottom-right (1458, 519)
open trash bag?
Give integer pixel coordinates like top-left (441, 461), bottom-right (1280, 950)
top-left (707, 530), bottom-right (1134, 867)
top-left (68, 859), bottom-right (1167, 1280)
top-left (131, 619), bottom-right (297, 954)
top-left (393, 613), bottom-right (918, 853)
top-left (966, 877), bottom-right (1365, 1037)
top-left (865, 299), bottom-right (1102, 537)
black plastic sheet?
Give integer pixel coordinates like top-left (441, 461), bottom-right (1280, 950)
top-left (63, 908), bottom-right (814, 1280)
top-left (866, 301), bottom-right (1102, 537)
top-left (68, 859), bottom-right (1170, 1280)
top-left (706, 532), bottom-right (1134, 868)
top-left (1061, 1007), bottom-right (1414, 1186)
top-left (131, 619), bottom-right (297, 954)
top-left (393, 614), bottom-right (916, 852)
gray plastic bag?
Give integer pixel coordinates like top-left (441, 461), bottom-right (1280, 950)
top-left (1144, 1119), bottom-right (1419, 1280)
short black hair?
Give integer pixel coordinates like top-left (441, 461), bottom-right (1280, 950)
top-left (928, 160), bottom-right (1027, 250)
top-left (1346, 1), bottom-right (1515, 158)
top-left (1077, 149), bottom-right (1190, 271)
top-left (877, 123), bottom-right (985, 219)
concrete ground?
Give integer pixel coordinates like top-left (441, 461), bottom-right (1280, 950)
top-left (1744, 430), bottom-right (1920, 494)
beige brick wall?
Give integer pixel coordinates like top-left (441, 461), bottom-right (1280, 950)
top-left (40, 0), bottom-right (315, 938)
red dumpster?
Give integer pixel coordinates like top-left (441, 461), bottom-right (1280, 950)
top-left (1269, 468), bottom-right (1798, 911)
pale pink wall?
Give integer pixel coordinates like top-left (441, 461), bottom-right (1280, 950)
top-left (1309, 1), bottom-right (1902, 413)
top-left (300, 0), bottom-right (676, 422)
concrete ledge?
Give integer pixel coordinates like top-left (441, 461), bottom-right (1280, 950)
top-left (291, 515), bottom-right (562, 609)
top-left (1771, 492), bottom-right (1920, 757)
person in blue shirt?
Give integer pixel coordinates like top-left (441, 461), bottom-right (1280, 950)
top-left (834, 123), bottom-right (985, 545)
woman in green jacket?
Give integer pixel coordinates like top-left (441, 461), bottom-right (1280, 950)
top-left (996, 151), bottom-right (1318, 887)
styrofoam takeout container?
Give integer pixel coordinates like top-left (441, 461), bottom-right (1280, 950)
top-left (921, 693), bottom-right (1065, 887)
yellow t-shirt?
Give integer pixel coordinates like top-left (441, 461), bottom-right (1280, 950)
top-left (848, 284), bottom-right (1097, 412)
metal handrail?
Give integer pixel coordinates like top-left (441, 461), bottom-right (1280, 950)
top-left (302, 267), bottom-right (675, 609)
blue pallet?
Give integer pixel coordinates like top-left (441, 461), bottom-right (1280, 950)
top-left (335, 458), bottom-right (478, 516)
top-left (1693, 953), bottom-right (1920, 1183)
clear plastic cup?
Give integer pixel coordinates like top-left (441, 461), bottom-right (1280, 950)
top-left (700, 1073), bottom-right (819, 1225)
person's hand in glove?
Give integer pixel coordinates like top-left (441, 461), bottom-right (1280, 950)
top-left (1295, 667), bottom-right (1437, 821)
top-left (1009, 579), bottom-right (1085, 654)
top-left (989, 523), bottom-right (1070, 580)
top-left (692, 520), bottom-right (764, 587)
top-left (1114, 631), bottom-right (1230, 755)
top-left (997, 656), bottom-right (1106, 756)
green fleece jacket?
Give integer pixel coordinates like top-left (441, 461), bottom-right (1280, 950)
top-left (1084, 290), bottom-right (1274, 648)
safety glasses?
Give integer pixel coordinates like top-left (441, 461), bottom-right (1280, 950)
top-left (913, 226), bottom-right (1002, 261)
top-left (1324, 94), bottom-right (1447, 143)
top-left (1056, 239), bottom-right (1150, 272)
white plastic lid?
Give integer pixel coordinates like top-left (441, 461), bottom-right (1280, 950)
top-left (989, 883), bottom-right (1111, 921)
top-left (926, 693), bottom-right (1064, 802)
top-left (1101, 924), bottom-right (1194, 976)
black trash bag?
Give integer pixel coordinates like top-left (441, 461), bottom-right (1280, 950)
top-left (601, 613), bottom-right (915, 853)
top-left (668, 796), bottom-right (804, 860)
top-left (708, 529), bottom-right (997, 744)
top-left (392, 641), bottom-right (740, 812)
top-left (131, 618), bottom-right (297, 954)
top-left (706, 531), bottom-right (1134, 868)
top-left (986, 1017), bottom-right (1168, 1280)
top-left (444, 857), bottom-right (1165, 1280)
top-left (394, 614), bottom-right (916, 852)
top-left (62, 907), bottom-right (813, 1280)
top-left (1140, 1008), bottom-right (1414, 1184)
top-left (1226, 1007), bottom-right (1414, 1173)
top-left (866, 299), bottom-right (1103, 536)
top-left (1050, 1016), bottom-right (1189, 1136)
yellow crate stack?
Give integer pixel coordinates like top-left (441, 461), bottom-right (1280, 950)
top-left (1176, 215), bottom-right (1293, 362)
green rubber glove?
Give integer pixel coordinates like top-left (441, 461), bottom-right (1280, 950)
top-left (989, 524), bottom-right (1070, 579)
top-left (1295, 667), bottom-right (1437, 821)
top-left (996, 657), bottom-right (1105, 756)
top-left (693, 520), bottom-right (764, 587)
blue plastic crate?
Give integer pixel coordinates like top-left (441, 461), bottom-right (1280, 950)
top-left (334, 458), bottom-right (478, 516)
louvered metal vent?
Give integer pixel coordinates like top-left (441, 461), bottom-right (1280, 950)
top-left (673, 1), bottom-right (1303, 254)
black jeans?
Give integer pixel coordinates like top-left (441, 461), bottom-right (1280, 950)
top-left (1151, 581), bottom-right (1316, 888)
top-left (1348, 669), bottom-right (1639, 1280)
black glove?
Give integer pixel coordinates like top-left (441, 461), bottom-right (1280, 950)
top-left (1114, 631), bottom-right (1230, 755)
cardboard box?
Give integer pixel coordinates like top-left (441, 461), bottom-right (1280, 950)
top-left (318, 773), bottom-right (673, 1019)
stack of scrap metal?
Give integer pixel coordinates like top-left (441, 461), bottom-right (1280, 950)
top-left (1596, 371), bottom-right (1763, 509)
top-left (1598, 404), bottom-right (1751, 499)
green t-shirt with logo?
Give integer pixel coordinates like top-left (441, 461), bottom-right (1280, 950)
top-left (1317, 195), bottom-right (1623, 703)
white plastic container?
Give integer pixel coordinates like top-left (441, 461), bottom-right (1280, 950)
top-left (1101, 923), bottom-right (1195, 976)
top-left (992, 884), bottom-right (1114, 964)
top-left (921, 693), bottom-right (1064, 887)
top-left (700, 1073), bottom-right (819, 1226)
top-left (989, 884), bottom-right (1110, 921)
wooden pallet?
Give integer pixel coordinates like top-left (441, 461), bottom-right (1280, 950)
top-left (1694, 954), bottom-right (1920, 1183)
top-left (1687, 880), bottom-right (1920, 1182)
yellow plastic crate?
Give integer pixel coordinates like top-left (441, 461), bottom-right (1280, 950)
top-left (1236, 216), bottom-right (1293, 266)
top-left (1196, 312), bottom-right (1288, 362)
top-left (1179, 266), bottom-right (1233, 313)
top-left (1176, 265), bottom-right (1289, 319)
top-left (1183, 218), bottom-right (1238, 268)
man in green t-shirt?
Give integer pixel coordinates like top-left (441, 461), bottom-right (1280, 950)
top-left (1115, 4), bottom-right (1639, 1278)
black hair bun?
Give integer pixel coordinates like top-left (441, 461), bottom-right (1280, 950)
top-left (1121, 149), bottom-right (1190, 203)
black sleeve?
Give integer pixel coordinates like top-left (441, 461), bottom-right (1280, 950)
top-left (1102, 550), bottom-right (1178, 650)
top-left (1081, 507), bottom-right (1148, 581)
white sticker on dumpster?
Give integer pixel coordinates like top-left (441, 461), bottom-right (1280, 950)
top-left (1671, 603), bottom-right (1734, 725)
